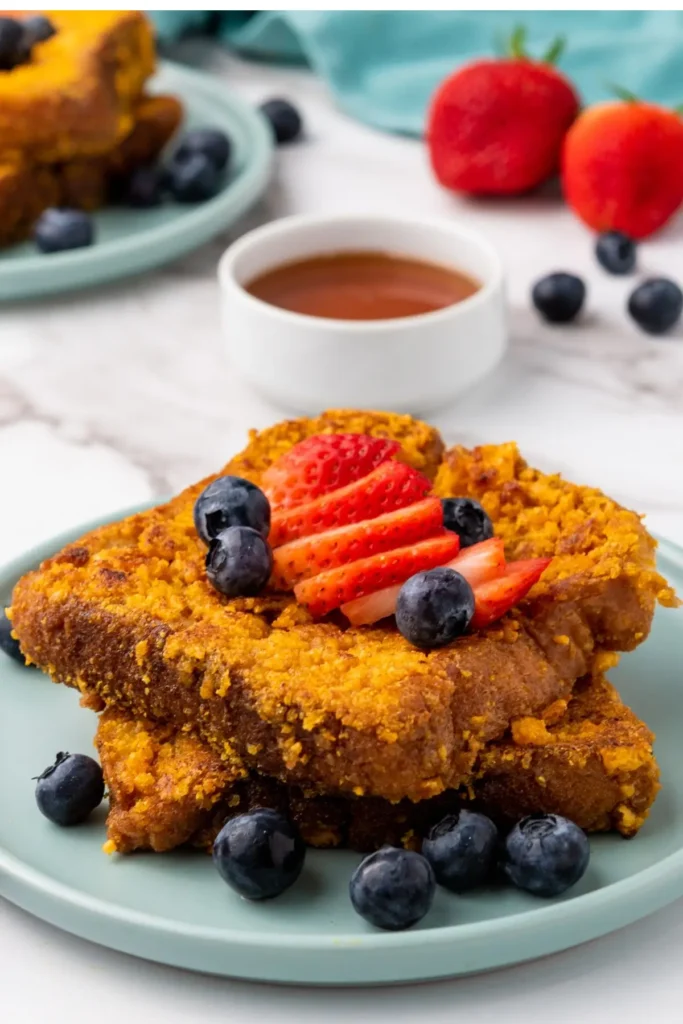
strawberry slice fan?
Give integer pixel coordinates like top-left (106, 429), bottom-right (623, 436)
top-left (263, 433), bottom-right (551, 628)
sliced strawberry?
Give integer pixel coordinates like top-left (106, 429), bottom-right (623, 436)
top-left (341, 536), bottom-right (505, 626)
top-left (270, 460), bottom-right (432, 548)
top-left (262, 434), bottom-right (400, 510)
top-left (471, 558), bottom-right (551, 630)
top-left (295, 532), bottom-right (461, 619)
top-left (272, 497), bottom-right (445, 589)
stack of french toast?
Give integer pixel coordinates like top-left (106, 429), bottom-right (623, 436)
top-left (9, 410), bottom-right (676, 855)
top-left (0, 11), bottom-right (181, 246)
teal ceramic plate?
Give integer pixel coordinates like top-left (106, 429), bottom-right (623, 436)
top-left (0, 62), bottom-right (273, 301)
top-left (1, 512), bottom-right (682, 985)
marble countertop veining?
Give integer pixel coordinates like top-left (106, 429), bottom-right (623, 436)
top-left (2, 45), bottom-right (683, 1024)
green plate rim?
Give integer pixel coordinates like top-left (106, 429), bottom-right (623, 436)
top-left (0, 60), bottom-right (273, 301)
top-left (1, 509), bottom-right (682, 982)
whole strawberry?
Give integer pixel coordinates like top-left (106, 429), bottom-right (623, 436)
top-left (562, 97), bottom-right (683, 239)
top-left (428, 29), bottom-right (579, 196)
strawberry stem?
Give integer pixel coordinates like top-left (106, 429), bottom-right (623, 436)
top-left (509, 25), bottom-right (527, 59)
top-left (542, 36), bottom-right (566, 65)
top-left (506, 27), bottom-right (565, 65)
top-left (608, 82), bottom-right (640, 103)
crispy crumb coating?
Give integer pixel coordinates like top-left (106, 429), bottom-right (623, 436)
top-left (10, 411), bottom-right (674, 803)
top-left (96, 673), bottom-right (660, 854)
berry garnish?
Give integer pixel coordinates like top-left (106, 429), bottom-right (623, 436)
top-left (422, 810), bottom-right (498, 892)
top-left (0, 17), bottom-right (25, 70)
top-left (23, 14), bottom-right (56, 45)
top-left (174, 128), bottom-right (232, 171)
top-left (33, 208), bottom-right (94, 254)
top-left (194, 475), bottom-right (270, 543)
top-left (470, 557), bottom-right (550, 629)
top-left (272, 497), bottom-right (444, 589)
top-left (502, 813), bottom-right (590, 897)
top-left (294, 532), bottom-right (460, 619)
top-left (350, 847), bottom-right (435, 931)
top-left (169, 152), bottom-right (220, 203)
top-left (259, 98), bottom-right (303, 144)
top-left (125, 165), bottom-right (166, 208)
top-left (262, 434), bottom-right (400, 510)
top-left (270, 460), bottom-right (431, 548)
top-left (35, 752), bottom-right (105, 826)
top-left (442, 496), bottom-right (493, 548)
top-left (532, 272), bottom-right (585, 323)
top-left (627, 277), bottom-right (683, 335)
top-left (0, 609), bottom-right (29, 665)
top-left (212, 808), bottom-right (305, 900)
top-left (341, 537), bottom-right (505, 626)
top-left (595, 230), bottom-right (636, 275)
top-left (205, 526), bottom-right (273, 598)
top-left (395, 567), bottom-right (474, 648)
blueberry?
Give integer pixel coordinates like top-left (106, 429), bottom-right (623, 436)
top-left (532, 272), bottom-right (585, 324)
top-left (125, 165), bottom-right (166, 208)
top-left (595, 231), bottom-right (636, 275)
top-left (213, 808), bottom-right (305, 899)
top-left (194, 475), bottom-right (270, 543)
top-left (502, 813), bottom-right (590, 898)
top-left (23, 15), bottom-right (56, 45)
top-left (442, 497), bottom-right (493, 548)
top-left (35, 752), bottom-right (105, 826)
top-left (396, 567), bottom-right (474, 649)
top-left (350, 846), bottom-right (435, 931)
top-left (422, 810), bottom-right (498, 892)
top-left (168, 152), bottom-right (220, 203)
top-left (0, 17), bottom-right (25, 70)
top-left (33, 208), bottom-right (94, 254)
top-left (628, 277), bottom-right (683, 335)
top-left (259, 98), bottom-right (303, 145)
top-left (205, 526), bottom-right (273, 598)
top-left (174, 128), bottom-right (231, 172)
top-left (0, 608), bottom-right (28, 665)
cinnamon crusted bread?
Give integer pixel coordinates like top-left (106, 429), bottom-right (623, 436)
top-left (10, 410), bottom-right (675, 804)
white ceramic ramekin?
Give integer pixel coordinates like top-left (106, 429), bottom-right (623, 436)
top-left (218, 214), bottom-right (506, 415)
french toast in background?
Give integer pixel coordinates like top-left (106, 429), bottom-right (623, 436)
top-left (0, 11), bottom-right (182, 245)
top-left (9, 410), bottom-right (674, 843)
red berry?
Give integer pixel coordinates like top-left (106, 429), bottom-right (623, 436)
top-left (471, 558), bottom-right (551, 630)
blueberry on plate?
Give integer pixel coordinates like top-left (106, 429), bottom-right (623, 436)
top-left (0, 17), bottom-right (26, 70)
top-left (422, 810), bottom-right (498, 892)
top-left (33, 208), bottom-right (94, 254)
top-left (194, 475), bottom-right (271, 543)
top-left (259, 98), bottom-right (303, 145)
top-left (595, 230), bottom-right (636, 275)
top-left (168, 152), bottom-right (220, 203)
top-left (23, 14), bottom-right (56, 45)
top-left (205, 526), bottom-right (273, 598)
top-left (174, 128), bottom-right (232, 172)
top-left (396, 567), bottom-right (474, 649)
top-left (628, 277), bottom-right (683, 335)
top-left (502, 813), bottom-right (590, 898)
top-left (532, 272), bottom-right (585, 324)
top-left (213, 808), bottom-right (305, 899)
top-left (350, 846), bottom-right (435, 931)
top-left (442, 497), bottom-right (493, 548)
top-left (0, 609), bottom-right (29, 665)
top-left (125, 165), bottom-right (166, 208)
top-left (35, 752), bottom-right (105, 826)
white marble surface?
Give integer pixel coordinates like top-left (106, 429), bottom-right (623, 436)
top-left (2, 45), bottom-right (683, 1023)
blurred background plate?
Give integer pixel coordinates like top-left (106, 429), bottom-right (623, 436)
top-left (1, 511), bottom-right (683, 985)
top-left (0, 61), bottom-right (273, 301)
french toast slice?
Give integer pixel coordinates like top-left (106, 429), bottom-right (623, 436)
top-left (96, 672), bottom-right (660, 854)
top-left (10, 411), bottom-right (675, 803)
top-left (0, 12), bottom-right (155, 163)
top-left (0, 93), bottom-right (182, 246)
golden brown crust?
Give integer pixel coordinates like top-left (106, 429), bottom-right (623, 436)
top-left (11, 413), bottom-right (672, 803)
top-left (96, 673), bottom-right (660, 854)
top-left (0, 12), bottom-right (155, 163)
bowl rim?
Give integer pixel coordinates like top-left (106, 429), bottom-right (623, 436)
top-left (217, 212), bottom-right (504, 333)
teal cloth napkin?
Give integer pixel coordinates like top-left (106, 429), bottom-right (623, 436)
top-left (152, 11), bottom-right (683, 136)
